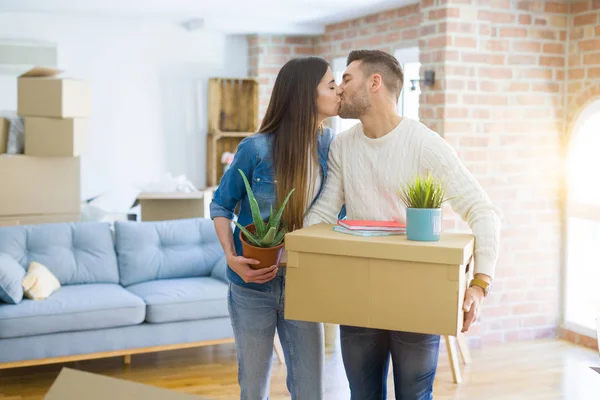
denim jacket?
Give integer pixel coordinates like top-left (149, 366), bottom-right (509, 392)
top-left (210, 127), bottom-right (340, 290)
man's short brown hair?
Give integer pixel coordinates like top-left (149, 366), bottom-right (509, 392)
top-left (347, 49), bottom-right (404, 99)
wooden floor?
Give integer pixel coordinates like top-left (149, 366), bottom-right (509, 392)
top-left (1, 339), bottom-right (600, 399)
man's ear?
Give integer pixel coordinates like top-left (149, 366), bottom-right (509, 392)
top-left (370, 73), bottom-right (383, 93)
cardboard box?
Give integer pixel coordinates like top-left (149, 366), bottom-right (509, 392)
top-left (284, 224), bottom-right (475, 337)
top-left (45, 368), bottom-right (208, 399)
top-left (0, 155), bottom-right (80, 216)
top-left (18, 67), bottom-right (92, 118)
top-left (25, 117), bottom-right (88, 157)
top-left (0, 213), bottom-right (80, 226)
top-left (137, 191), bottom-right (213, 222)
top-left (0, 117), bottom-right (8, 154)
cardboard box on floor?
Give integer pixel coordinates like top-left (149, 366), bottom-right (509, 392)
top-left (0, 213), bottom-right (80, 226)
top-left (0, 155), bottom-right (80, 216)
top-left (137, 191), bottom-right (213, 222)
top-left (25, 117), bottom-right (88, 157)
top-left (18, 67), bottom-right (92, 118)
top-left (0, 117), bottom-right (8, 154)
top-left (284, 224), bottom-right (475, 337)
top-left (45, 368), bottom-right (211, 399)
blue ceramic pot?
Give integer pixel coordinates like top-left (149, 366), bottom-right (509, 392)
top-left (406, 208), bottom-right (442, 241)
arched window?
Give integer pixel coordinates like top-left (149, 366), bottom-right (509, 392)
top-left (564, 99), bottom-right (600, 336)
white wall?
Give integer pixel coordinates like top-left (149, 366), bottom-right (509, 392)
top-left (0, 12), bottom-right (248, 211)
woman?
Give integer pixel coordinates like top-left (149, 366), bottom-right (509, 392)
top-left (209, 56), bottom-right (341, 399)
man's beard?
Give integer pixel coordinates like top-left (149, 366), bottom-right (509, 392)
top-left (339, 89), bottom-right (371, 119)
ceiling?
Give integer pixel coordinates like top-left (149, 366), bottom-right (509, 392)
top-left (0, 0), bottom-right (417, 35)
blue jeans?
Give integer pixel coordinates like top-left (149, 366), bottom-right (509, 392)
top-left (228, 269), bottom-right (324, 400)
top-left (340, 326), bottom-right (440, 400)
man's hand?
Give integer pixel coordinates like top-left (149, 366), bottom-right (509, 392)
top-left (461, 286), bottom-right (485, 333)
top-left (227, 255), bottom-right (278, 284)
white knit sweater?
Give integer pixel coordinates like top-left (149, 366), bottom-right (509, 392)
top-left (305, 118), bottom-right (502, 278)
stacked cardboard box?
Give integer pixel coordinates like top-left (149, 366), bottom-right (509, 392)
top-left (0, 67), bottom-right (91, 226)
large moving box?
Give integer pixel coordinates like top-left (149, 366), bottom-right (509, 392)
top-left (45, 368), bottom-right (209, 399)
top-left (137, 191), bottom-right (213, 222)
top-left (18, 67), bottom-right (92, 118)
top-left (0, 155), bottom-right (80, 216)
top-left (24, 117), bottom-right (88, 157)
top-left (284, 224), bottom-right (475, 337)
top-left (0, 117), bottom-right (8, 154)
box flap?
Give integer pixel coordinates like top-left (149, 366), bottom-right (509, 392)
top-left (285, 224), bottom-right (474, 266)
top-left (45, 368), bottom-right (206, 399)
top-left (19, 66), bottom-right (63, 78)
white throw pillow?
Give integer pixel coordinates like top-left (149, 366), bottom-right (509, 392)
top-left (22, 261), bottom-right (61, 300)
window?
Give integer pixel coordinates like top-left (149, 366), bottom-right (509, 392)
top-left (564, 99), bottom-right (600, 336)
top-left (394, 47), bottom-right (421, 121)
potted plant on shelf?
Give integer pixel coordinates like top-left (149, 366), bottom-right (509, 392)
top-left (234, 169), bottom-right (295, 269)
top-left (397, 172), bottom-right (455, 242)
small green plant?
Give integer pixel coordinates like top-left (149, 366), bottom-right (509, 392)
top-left (398, 172), bottom-right (455, 209)
top-left (233, 169), bottom-right (295, 248)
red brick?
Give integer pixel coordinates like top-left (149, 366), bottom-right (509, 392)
top-left (440, 22), bottom-right (476, 34)
top-left (480, 81), bottom-right (498, 92)
top-left (479, 67), bottom-right (513, 79)
top-left (535, 17), bottom-right (548, 25)
top-left (461, 52), bottom-right (489, 63)
top-left (519, 14), bottom-right (532, 24)
top-left (545, 2), bottom-right (569, 13)
top-left (531, 83), bottom-right (560, 93)
top-left (267, 46), bottom-right (291, 55)
top-left (596, 25), bottom-right (600, 36)
top-left (500, 27), bottom-right (528, 37)
top-left (550, 16), bottom-right (568, 28)
top-left (574, 13), bottom-right (598, 26)
top-left (478, 10), bottom-right (516, 23)
top-left (375, 23), bottom-right (390, 33)
top-left (429, 35), bottom-right (452, 48)
top-left (579, 39), bottom-right (600, 52)
top-left (512, 41), bottom-right (542, 52)
top-left (509, 55), bottom-right (537, 65)
top-left (402, 29), bottom-right (418, 40)
top-left (543, 43), bottom-right (565, 54)
top-left (285, 37), bottom-right (313, 45)
top-left (583, 53), bottom-right (600, 64)
top-left (445, 79), bottom-right (466, 91)
top-left (293, 46), bottom-right (314, 55)
top-left (589, 68), bottom-right (600, 78)
top-left (509, 82), bottom-right (530, 91)
top-left (479, 24), bottom-right (492, 36)
top-left (421, 0), bottom-right (434, 7)
top-left (569, 28), bottom-right (584, 41)
top-left (572, 2), bottom-right (590, 13)
top-left (420, 24), bottom-right (437, 36)
top-left (540, 56), bottom-right (565, 67)
top-left (487, 39), bottom-right (510, 52)
top-left (519, 2), bottom-right (546, 12)
top-left (455, 36), bottom-right (478, 48)
top-left (531, 29), bottom-right (559, 40)
top-left (385, 32), bottom-right (400, 43)
top-left (428, 8), bottom-right (460, 20)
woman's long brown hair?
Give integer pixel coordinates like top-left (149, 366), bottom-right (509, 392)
top-left (259, 56), bottom-right (329, 232)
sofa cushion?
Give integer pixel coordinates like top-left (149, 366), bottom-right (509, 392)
top-left (115, 218), bottom-right (224, 286)
top-left (0, 252), bottom-right (25, 304)
top-left (0, 284), bottom-right (145, 339)
top-left (126, 277), bottom-right (228, 323)
top-left (0, 222), bottom-right (119, 285)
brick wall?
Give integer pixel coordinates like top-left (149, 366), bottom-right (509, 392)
top-left (247, 35), bottom-right (316, 124)
top-left (244, 0), bottom-right (596, 348)
top-left (567, 1), bottom-right (600, 129)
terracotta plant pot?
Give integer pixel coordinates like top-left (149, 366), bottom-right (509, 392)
top-left (239, 223), bottom-right (284, 270)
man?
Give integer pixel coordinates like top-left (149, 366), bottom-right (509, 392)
top-left (305, 50), bottom-right (502, 400)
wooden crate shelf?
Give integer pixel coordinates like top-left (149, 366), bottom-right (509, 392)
top-left (206, 77), bottom-right (260, 187)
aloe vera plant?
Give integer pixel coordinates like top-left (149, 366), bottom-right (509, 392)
top-left (234, 169), bottom-right (295, 248)
top-left (398, 172), bottom-right (455, 209)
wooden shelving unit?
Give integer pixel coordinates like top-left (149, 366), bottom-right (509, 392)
top-left (206, 77), bottom-right (259, 187)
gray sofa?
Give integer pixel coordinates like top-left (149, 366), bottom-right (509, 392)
top-left (0, 217), bottom-right (233, 369)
